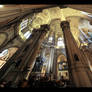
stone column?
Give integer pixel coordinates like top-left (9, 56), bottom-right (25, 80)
top-left (52, 48), bottom-right (57, 80)
top-left (60, 21), bottom-right (92, 87)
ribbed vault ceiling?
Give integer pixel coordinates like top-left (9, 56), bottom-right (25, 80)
top-left (1, 5), bottom-right (92, 47)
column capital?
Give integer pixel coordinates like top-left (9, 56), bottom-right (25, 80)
top-left (40, 24), bottom-right (50, 32)
top-left (60, 21), bottom-right (70, 31)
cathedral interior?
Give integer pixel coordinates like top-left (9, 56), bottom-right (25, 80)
top-left (0, 4), bottom-right (92, 88)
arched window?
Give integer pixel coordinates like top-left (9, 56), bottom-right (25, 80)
top-left (20, 19), bottom-right (28, 31)
top-left (0, 49), bottom-right (9, 60)
top-left (81, 11), bottom-right (92, 18)
top-left (24, 31), bottom-right (32, 39)
top-left (57, 37), bottom-right (65, 47)
top-left (0, 47), bottom-right (18, 69)
top-left (48, 37), bottom-right (53, 43)
top-left (19, 18), bottom-right (32, 40)
top-left (0, 49), bottom-right (9, 69)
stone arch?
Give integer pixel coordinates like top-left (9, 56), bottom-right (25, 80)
top-left (56, 53), bottom-right (68, 80)
top-left (57, 54), bottom-right (67, 63)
